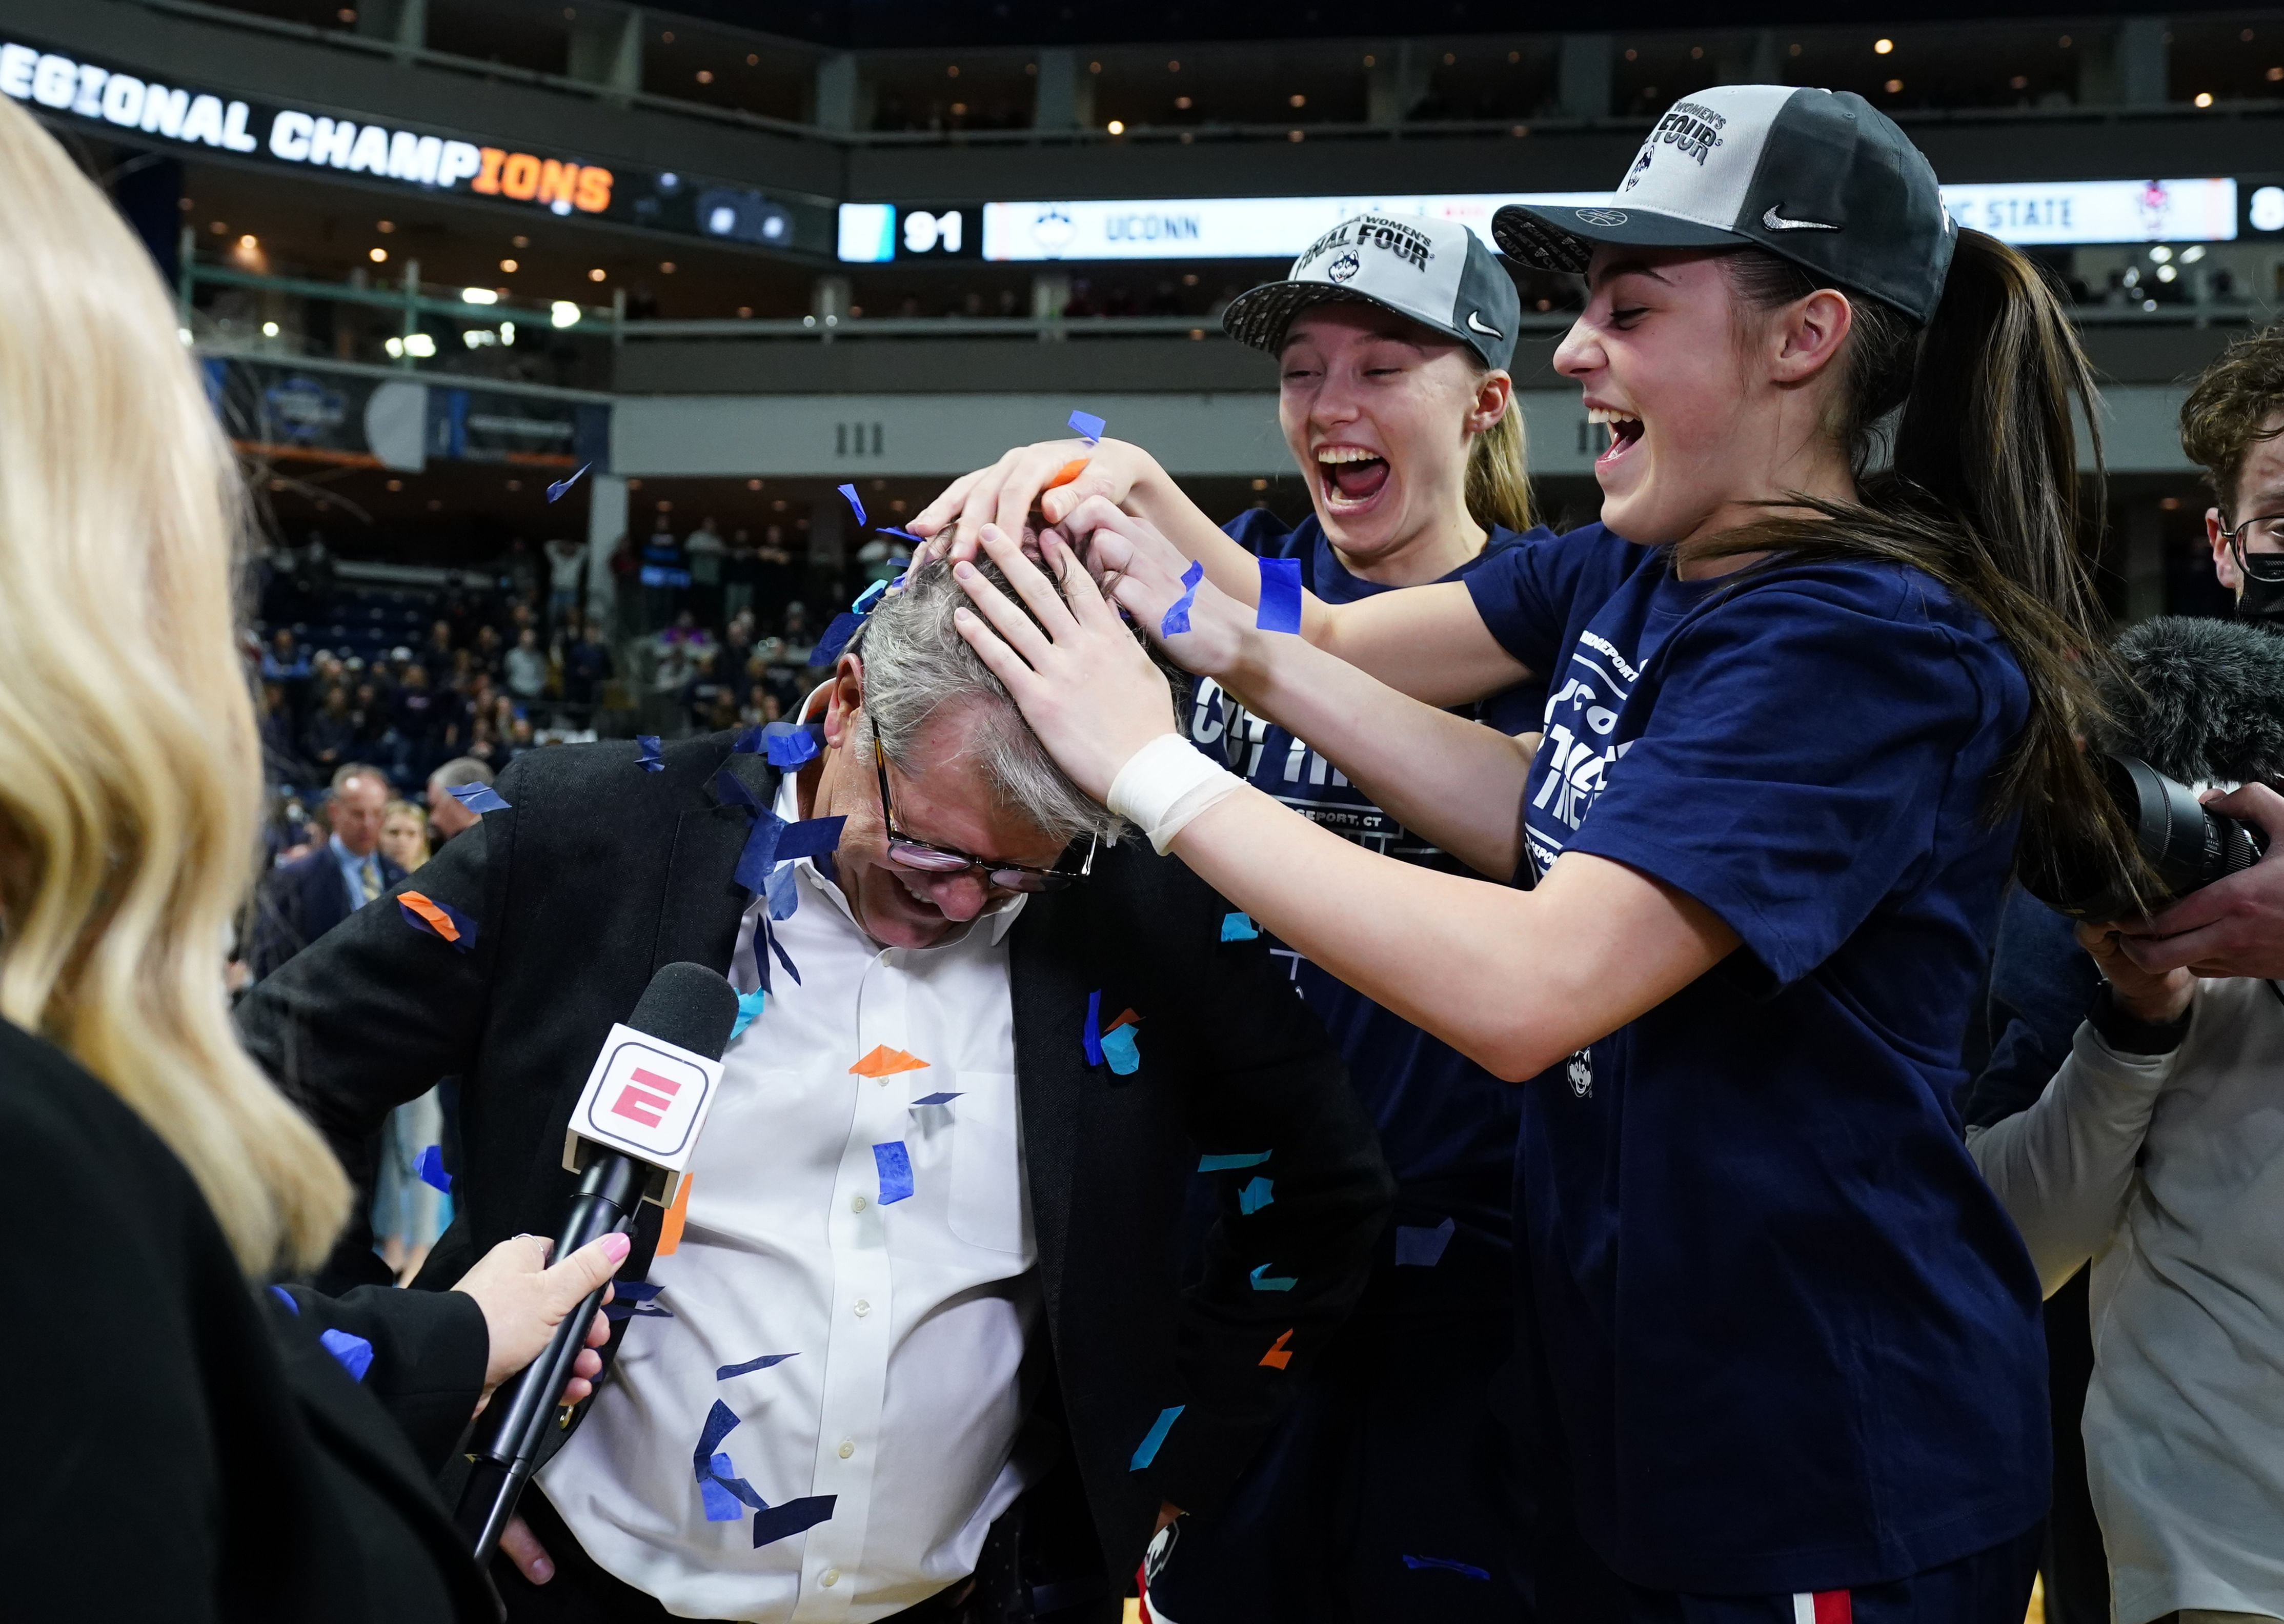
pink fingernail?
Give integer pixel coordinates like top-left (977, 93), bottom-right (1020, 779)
top-left (532, 1560), bottom-right (554, 1582)
top-left (602, 1231), bottom-right (631, 1261)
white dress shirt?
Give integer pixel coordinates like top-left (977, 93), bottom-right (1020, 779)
top-left (542, 776), bottom-right (1043, 1621)
top-left (328, 832), bottom-right (380, 914)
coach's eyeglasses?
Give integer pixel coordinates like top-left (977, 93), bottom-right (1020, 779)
top-left (873, 732), bottom-right (1094, 893)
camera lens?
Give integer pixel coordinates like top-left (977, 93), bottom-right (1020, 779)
top-left (2024, 754), bottom-right (2268, 920)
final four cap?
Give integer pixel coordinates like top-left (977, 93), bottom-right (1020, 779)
top-left (1221, 212), bottom-right (1521, 371)
top-left (1492, 85), bottom-right (1955, 325)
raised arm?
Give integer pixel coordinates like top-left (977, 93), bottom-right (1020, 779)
top-left (948, 528), bottom-right (1735, 1082)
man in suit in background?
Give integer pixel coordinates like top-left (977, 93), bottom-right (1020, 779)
top-left (238, 559), bottom-right (1392, 1623)
top-left (250, 762), bottom-right (405, 982)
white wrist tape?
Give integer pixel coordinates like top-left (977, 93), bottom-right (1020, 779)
top-left (1109, 733), bottom-right (1244, 855)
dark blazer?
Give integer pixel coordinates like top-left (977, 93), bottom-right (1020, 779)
top-left (2, 1018), bottom-right (496, 1623)
top-left (251, 842), bottom-right (409, 983)
top-left (238, 732), bottom-right (1393, 1597)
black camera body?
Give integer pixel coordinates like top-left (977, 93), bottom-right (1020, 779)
top-left (2028, 754), bottom-right (2268, 921)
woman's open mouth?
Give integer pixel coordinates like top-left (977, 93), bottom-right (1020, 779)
top-left (1589, 407), bottom-right (1644, 470)
top-left (1316, 444), bottom-right (1391, 510)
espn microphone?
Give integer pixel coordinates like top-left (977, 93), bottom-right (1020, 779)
top-left (455, 961), bottom-right (740, 1562)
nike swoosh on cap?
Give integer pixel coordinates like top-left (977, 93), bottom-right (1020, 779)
top-left (1465, 310), bottom-right (1504, 338)
top-left (1762, 205), bottom-right (1840, 232)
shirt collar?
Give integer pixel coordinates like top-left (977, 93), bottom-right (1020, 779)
top-left (328, 832), bottom-right (370, 870)
top-left (772, 767), bottom-right (1025, 952)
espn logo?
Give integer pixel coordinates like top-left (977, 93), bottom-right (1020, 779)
top-left (572, 1026), bottom-right (722, 1168)
top-left (612, 1066), bottom-right (684, 1129)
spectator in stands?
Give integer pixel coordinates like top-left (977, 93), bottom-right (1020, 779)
top-left (506, 714), bottom-right (537, 760)
top-left (261, 625), bottom-right (309, 682)
top-left (472, 623), bottom-right (506, 683)
top-left (544, 536), bottom-right (586, 630)
top-left (302, 684), bottom-right (356, 776)
top-left (723, 526), bottom-right (759, 624)
top-left (420, 617), bottom-right (455, 682)
top-left (504, 626), bottom-right (548, 701)
top-left (563, 622), bottom-right (614, 710)
top-left (679, 646), bottom-right (726, 736)
top-left (638, 512), bottom-right (686, 630)
top-left (756, 524), bottom-right (796, 625)
top-left (504, 535), bottom-right (540, 605)
top-left (256, 679), bottom-right (302, 784)
top-left (684, 513), bottom-right (725, 625)
top-left (379, 798), bottom-right (430, 873)
top-left (392, 663), bottom-right (441, 779)
top-left (249, 762), bottom-right (404, 981)
top-left (782, 598), bottom-right (811, 646)
top-left (425, 756), bottom-right (496, 847)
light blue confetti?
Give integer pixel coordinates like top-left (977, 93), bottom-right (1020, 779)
top-left (1220, 910), bottom-right (1259, 941)
top-left (1238, 1176), bottom-right (1274, 1214)
top-left (731, 988), bottom-right (767, 1042)
top-left (1249, 1263), bottom-right (1297, 1292)
top-left (1101, 1022), bottom-right (1141, 1075)
top-left (1130, 1404), bottom-right (1183, 1470)
top-left (1198, 1150), bottom-right (1271, 1171)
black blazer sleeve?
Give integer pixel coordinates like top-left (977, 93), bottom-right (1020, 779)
top-left (1144, 888), bottom-right (1396, 1518)
top-left (237, 818), bottom-right (508, 1232)
top-left (275, 1283), bottom-right (490, 1471)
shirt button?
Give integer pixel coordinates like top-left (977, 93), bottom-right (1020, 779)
top-left (853, 1298), bottom-right (871, 1317)
top-left (851, 1194), bottom-right (868, 1212)
top-left (821, 1569), bottom-right (840, 1588)
top-left (838, 1439), bottom-right (855, 1459)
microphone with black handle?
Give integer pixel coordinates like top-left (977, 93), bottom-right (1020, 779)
top-left (455, 961), bottom-right (740, 1562)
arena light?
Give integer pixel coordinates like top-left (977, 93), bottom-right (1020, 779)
top-left (551, 300), bottom-right (582, 329)
top-left (401, 332), bottom-right (437, 358)
top-left (461, 287), bottom-right (500, 304)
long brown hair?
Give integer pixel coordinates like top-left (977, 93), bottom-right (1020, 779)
top-left (1701, 229), bottom-right (2141, 903)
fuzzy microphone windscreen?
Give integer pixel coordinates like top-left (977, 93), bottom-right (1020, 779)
top-left (2099, 617), bottom-right (2284, 788)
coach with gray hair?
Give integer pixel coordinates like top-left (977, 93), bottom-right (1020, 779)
top-left (237, 556), bottom-right (1391, 1623)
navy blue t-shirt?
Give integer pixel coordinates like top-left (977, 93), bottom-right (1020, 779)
top-left (1464, 526), bottom-right (2048, 1592)
top-left (1194, 510), bottom-right (1546, 1244)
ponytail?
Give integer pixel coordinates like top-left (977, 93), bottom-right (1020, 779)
top-left (1706, 229), bottom-right (2144, 905)
top-left (1464, 387), bottom-right (1535, 535)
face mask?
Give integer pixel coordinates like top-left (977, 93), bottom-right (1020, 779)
top-left (2236, 565), bottom-right (2284, 628)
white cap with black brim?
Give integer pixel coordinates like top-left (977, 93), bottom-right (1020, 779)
top-left (1492, 85), bottom-right (1956, 327)
top-left (1221, 211), bottom-right (1522, 372)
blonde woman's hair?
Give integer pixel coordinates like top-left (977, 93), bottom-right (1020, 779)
top-left (0, 99), bottom-right (348, 1275)
top-left (1464, 373), bottom-right (1534, 535)
top-left (382, 799), bottom-right (431, 871)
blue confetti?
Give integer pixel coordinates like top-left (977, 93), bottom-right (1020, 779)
top-left (271, 1285), bottom-right (298, 1314)
top-left (765, 860), bottom-right (799, 922)
top-left (449, 781), bottom-right (510, 814)
top-left (877, 527), bottom-right (923, 543)
top-left (545, 462), bottom-right (590, 503)
top-left (319, 1327), bottom-right (374, 1382)
top-left (1198, 1150), bottom-right (1271, 1171)
top-left (735, 810), bottom-right (786, 895)
top-left (1220, 910), bottom-right (1259, 942)
top-left (1249, 1262), bottom-right (1298, 1292)
top-left (1402, 1555), bottom-right (1491, 1580)
top-left (713, 766), bottom-right (765, 810)
top-left (1160, 559), bottom-right (1204, 638)
top-left (1238, 1176), bottom-right (1275, 1214)
top-left (851, 578), bottom-right (889, 616)
top-left (636, 735), bottom-right (664, 772)
top-left (694, 1399), bottom-right (741, 1480)
top-left (731, 988), bottom-right (767, 1041)
top-left (398, 892), bottom-right (477, 952)
top-left (873, 1141), bottom-right (915, 1204)
top-left (777, 816), bottom-right (845, 863)
top-left (912, 1091), bottom-right (962, 1106)
top-left (708, 1453), bottom-right (767, 1511)
top-left (1396, 1215), bottom-right (1456, 1267)
top-left (765, 921), bottom-right (802, 988)
top-left (752, 1495), bottom-right (837, 1549)
top-left (810, 610), bottom-right (862, 667)
top-left (1130, 1405), bottom-right (1183, 1470)
top-left (415, 1144), bottom-right (453, 1193)
top-left (699, 1476), bottom-right (746, 1521)
top-left (1101, 1023), bottom-right (1141, 1075)
top-left (614, 1282), bottom-right (665, 1302)
top-left (763, 723), bottom-right (820, 768)
top-left (1257, 557), bottom-right (1303, 634)
top-left (716, 1351), bottom-right (797, 1382)
top-left (1083, 989), bottom-right (1104, 1067)
top-left (1068, 408), bottom-right (1106, 444)
top-left (837, 483), bottom-right (865, 525)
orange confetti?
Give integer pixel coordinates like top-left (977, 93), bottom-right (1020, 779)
top-left (397, 890), bottom-right (460, 942)
top-left (1259, 1329), bottom-right (1293, 1370)
top-left (850, 1045), bottom-right (931, 1078)
top-left (1045, 457), bottom-right (1090, 490)
top-left (656, 1174), bottom-right (694, 1257)
top-left (1104, 1008), bottom-right (1141, 1033)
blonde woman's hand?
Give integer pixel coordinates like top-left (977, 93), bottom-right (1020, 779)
top-left (451, 1230), bottom-right (626, 1409)
top-left (950, 524), bottom-right (1181, 801)
top-left (910, 437), bottom-right (1166, 563)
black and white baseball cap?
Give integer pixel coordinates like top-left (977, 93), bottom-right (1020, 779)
top-left (1493, 86), bottom-right (1954, 325)
top-left (1222, 212), bottom-right (1521, 371)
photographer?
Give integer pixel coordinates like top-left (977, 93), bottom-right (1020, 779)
top-left (1968, 616), bottom-right (2284, 1624)
top-left (2117, 328), bottom-right (2284, 979)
